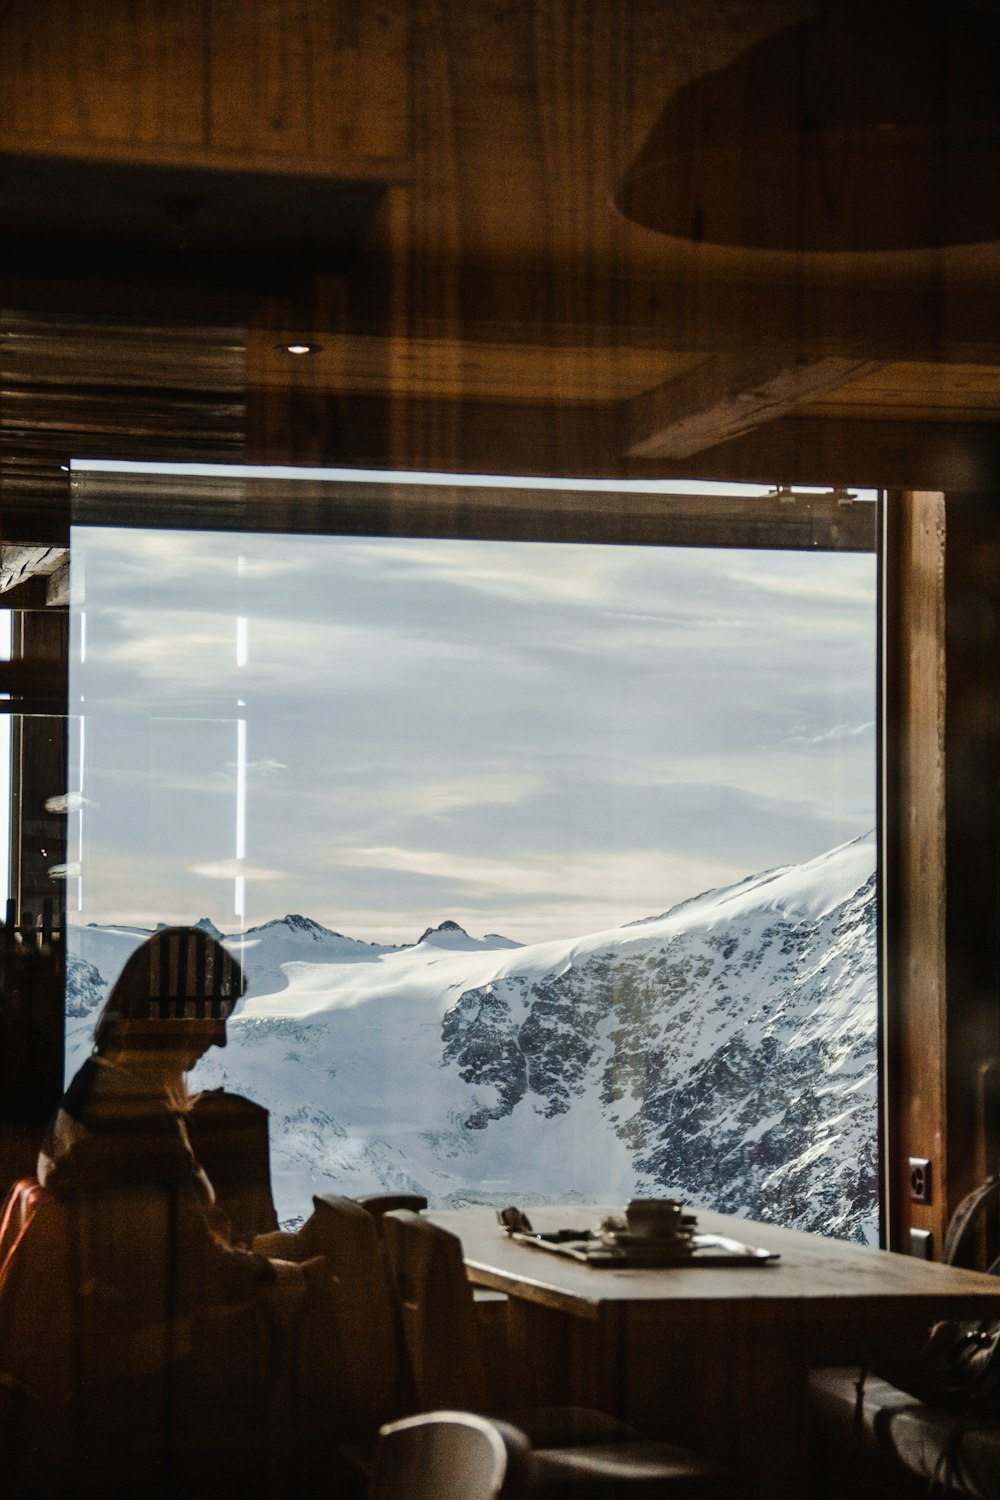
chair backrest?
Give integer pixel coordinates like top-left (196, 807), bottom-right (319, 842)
top-left (186, 1089), bottom-right (279, 1242)
top-left (0, 1177), bottom-right (43, 1278)
top-left (380, 1209), bottom-right (491, 1414)
top-left (371, 1411), bottom-right (533, 1500)
top-left (296, 1193), bottom-right (412, 1437)
top-left (356, 1192), bottom-right (429, 1225)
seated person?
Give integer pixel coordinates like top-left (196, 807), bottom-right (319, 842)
top-left (37, 926), bottom-right (275, 1320)
top-left (0, 927), bottom-right (333, 1498)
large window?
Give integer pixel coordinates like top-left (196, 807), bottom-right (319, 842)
top-left (65, 470), bottom-right (878, 1238)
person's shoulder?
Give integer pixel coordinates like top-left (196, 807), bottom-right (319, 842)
top-left (62, 1056), bottom-right (167, 1134)
top-left (60, 1056), bottom-right (103, 1123)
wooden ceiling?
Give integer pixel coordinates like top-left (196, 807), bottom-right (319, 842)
top-left (1, 0), bottom-right (998, 569)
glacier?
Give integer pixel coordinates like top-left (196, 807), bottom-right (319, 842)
top-left (66, 832), bottom-right (878, 1242)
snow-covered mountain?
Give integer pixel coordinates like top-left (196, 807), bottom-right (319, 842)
top-left (66, 833), bottom-right (878, 1241)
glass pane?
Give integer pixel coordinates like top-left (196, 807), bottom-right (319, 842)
top-left (68, 513), bottom-right (878, 1239)
top-left (0, 611), bottom-right (10, 903)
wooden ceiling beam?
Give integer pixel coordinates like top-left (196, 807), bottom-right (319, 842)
top-left (42, 558), bottom-right (69, 609)
top-left (625, 354), bottom-right (886, 460)
top-left (336, 257), bottom-right (1000, 367)
top-left (631, 414), bottom-right (1000, 492)
top-left (244, 384), bottom-right (1000, 493)
top-left (0, 546), bottom-right (69, 609)
top-left (0, 545), bottom-right (68, 593)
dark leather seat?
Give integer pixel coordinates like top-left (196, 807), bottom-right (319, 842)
top-left (810, 1364), bottom-right (1000, 1499)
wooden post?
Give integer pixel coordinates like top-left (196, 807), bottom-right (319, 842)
top-left (943, 498), bottom-right (1000, 1220)
top-left (884, 490), bottom-right (1000, 1260)
top-left (882, 490), bottom-right (947, 1253)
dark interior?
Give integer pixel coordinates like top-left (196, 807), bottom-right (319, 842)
top-left (2, 4), bottom-right (1000, 1496)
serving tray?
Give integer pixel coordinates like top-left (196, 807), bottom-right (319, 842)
top-left (509, 1228), bottom-right (779, 1267)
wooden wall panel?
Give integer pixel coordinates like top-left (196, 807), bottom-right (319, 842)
top-left (0, 313), bottom-right (245, 542)
top-left (883, 490), bottom-right (947, 1253)
top-left (1, 0), bottom-right (207, 151)
top-left (207, 0), bottom-right (409, 164)
top-left (1, 0), bottom-right (410, 173)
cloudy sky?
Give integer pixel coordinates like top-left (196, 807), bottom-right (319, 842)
top-left (68, 522), bottom-right (876, 944)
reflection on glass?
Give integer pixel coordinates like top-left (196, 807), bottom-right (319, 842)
top-left (0, 611), bottom-right (10, 902)
top-left (68, 526), bottom-right (877, 1239)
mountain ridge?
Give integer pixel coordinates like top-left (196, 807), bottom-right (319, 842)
top-left (67, 835), bottom-right (877, 1240)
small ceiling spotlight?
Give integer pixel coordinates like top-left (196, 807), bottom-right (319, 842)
top-left (278, 341), bottom-right (322, 356)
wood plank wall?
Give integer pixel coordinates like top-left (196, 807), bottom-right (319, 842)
top-left (0, 0), bottom-right (410, 174)
top-left (0, 314), bottom-right (247, 539)
top-left (884, 490), bottom-right (947, 1252)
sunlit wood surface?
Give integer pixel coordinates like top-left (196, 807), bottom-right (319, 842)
top-left (433, 1203), bottom-right (1000, 1316)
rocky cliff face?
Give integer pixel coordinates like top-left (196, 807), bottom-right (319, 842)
top-left (440, 852), bottom-right (876, 1240)
top-left (65, 952), bottom-right (107, 1019)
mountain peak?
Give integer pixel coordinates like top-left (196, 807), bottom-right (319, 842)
top-left (154, 917), bottom-right (223, 938)
top-left (285, 913), bottom-right (327, 934)
top-left (246, 913), bottom-right (346, 940)
top-left (413, 921), bottom-right (523, 953)
top-left (417, 919), bottom-right (468, 945)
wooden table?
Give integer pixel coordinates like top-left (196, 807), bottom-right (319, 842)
top-left (430, 1204), bottom-right (1000, 1499)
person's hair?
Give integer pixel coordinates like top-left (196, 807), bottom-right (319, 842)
top-left (93, 925), bottom-right (245, 1069)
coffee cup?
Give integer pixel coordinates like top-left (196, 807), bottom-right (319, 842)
top-left (625, 1198), bottom-right (685, 1241)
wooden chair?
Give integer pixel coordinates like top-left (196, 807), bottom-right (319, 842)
top-left (252, 1193), bottom-right (416, 1496)
top-left (380, 1210), bottom-right (739, 1498)
top-left (356, 1189), bottom-right (511, 1334)
top-left (0, 1175), bottom-right (43, 1276)
top-left (186, 1088), bottom-right (280, 1244)
top-left (371, 1410), bottom-right (534, 1500)
top-left (356, 1191), bottom-right (429, 1221)
top-left (253, 1192), bottom-right (416, 1438)
top-left (293, 1193), bottom-right (413, 1441)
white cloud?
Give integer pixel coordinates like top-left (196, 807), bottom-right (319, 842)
top-left (227, 758), bottom-right (289, 776)
top-left (385, 773), bottom-right (542, 816)
top-left (343, 538), bottom-right (617, 607)
top-left (784, 721), bottom-right (876, 746)
top-left (323, 843), bottom-right (745, 915)
top-left (71, 527), bottom-right (877, 940)
top-left (189, 859), bottom-right (288, 881)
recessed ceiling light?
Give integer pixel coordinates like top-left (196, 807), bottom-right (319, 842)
top-left (279, 342), bottom-right (322, 356)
